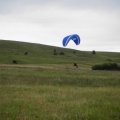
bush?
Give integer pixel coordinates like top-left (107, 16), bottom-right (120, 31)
top-left (92, 63), bottom-right (120, 70)
top-left (92, 50), bottom-right (96, 55)
top-left (73, 50), bottom-right (76, 55)
top-left (106, 59), bottom-right (112, 61)
top-left (59, 52), bottom-right (65, 55)
top-left (53, 49), bottom-right (57, 55)
top-left (118, 66), bottom-right (120, 70)
top-left (24, 52), bottom-right (28, 55)
top-left (53, 52), bottom-right (57, 55)
top-left (12, 60), bottom-right (18, 64)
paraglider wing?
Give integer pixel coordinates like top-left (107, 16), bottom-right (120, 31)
top-left (62, 34), bottom-right (80, 47)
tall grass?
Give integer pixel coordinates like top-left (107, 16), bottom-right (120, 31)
top-left (0, 40), bottom-right (120, 119)
top-left (0, 65), bottom-right (120, 120)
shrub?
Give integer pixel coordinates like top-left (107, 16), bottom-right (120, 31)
top-left (59, 52), bottom-right (65, 55)
top-left (24, 52), bottom-right (28, 55)
top-left (53, 49), bottom-right (57, 55)
top-left (92, 50), bottom-right (96, 55)
top-left (106, 59), bottom-right (112, 61)
top-left (12, 60), bottom-right (18, 64)
top-left (73, 50), bottom-right (76, 55)
top-left (92, 63), bottom-right (120, 70)
top-left (54, 49), bottom-right (56, 53)
top-left (118, 66), bottom-right (120, 70)
top-left (53, 52), bottom-right (57, 55)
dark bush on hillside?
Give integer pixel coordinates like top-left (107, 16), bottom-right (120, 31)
top-left (92, 63), bottom-right (120, 70)
top-left (92, 50), bottom-right (96, 55)
top-left (106, 59), bottom-right (112, 61)
top-left (53, 52), bottom-right (57, 55)
top-left (73, 50), bottom-right (76, 55)
top-left (24, 52), bottom-right (28, 55)
top-left (53, 49), bottom-right (57, 55)
top-left (54, 49), bottom-right (56, 53)
top-left (12, 60), bottom-right (18, 64)
top-left (59, 52), bottom-right (65, 55)
top-left (118, 66), bottom-right (120, 70)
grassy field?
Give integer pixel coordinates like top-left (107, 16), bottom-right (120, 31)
top-left (0, 40), bottom-right (120, 120)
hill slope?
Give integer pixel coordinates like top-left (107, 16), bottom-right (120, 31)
top-left (0, 40), bottom-right (120, 66)
top-left (0, 40), bottom-right (120, 120)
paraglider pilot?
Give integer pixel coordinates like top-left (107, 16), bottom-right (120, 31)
top-left (74, 62), bottom-right (78, 68)
top-left (62, 34), bottom-right (80, 69)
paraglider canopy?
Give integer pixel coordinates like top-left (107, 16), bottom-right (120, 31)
top-left (62, 34), bottom-right (80, 47)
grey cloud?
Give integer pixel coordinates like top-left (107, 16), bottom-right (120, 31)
top-left (32, 0), bottom-right (120, 10)
top-left (0, 0), bottom-right (120, 14)
top-left (0, 0), bottom-right (120, 52)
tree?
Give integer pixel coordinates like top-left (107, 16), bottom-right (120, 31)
top-left (54, 49), bottom-right (56, 53)
top-left (53, 49), bottom-right (57, 55)
top-left (12, 60), bottom-right (18, 64)
top-left (24, 52), bottom-right (28, 55)
top-left (59, 52), bottom-right (65, 55)
top-left (73, 50), bottom-right (76, 55)
top-left (92, 50), bottom-right (96, 55)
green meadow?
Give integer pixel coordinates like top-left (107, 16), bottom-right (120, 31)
top-left (0, 40), bottom-right (120, 120)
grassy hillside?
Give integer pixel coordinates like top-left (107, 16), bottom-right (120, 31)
top-left (0, 40), bottom-right (120, 120)
top-left (0, 40), bottom-right (120, 66)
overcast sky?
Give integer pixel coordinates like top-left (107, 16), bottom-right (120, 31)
top-left (0, 0), bottom-right (120, 52)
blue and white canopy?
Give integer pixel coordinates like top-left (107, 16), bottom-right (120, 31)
top-left (62, 34), bottom-right (80, 47)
